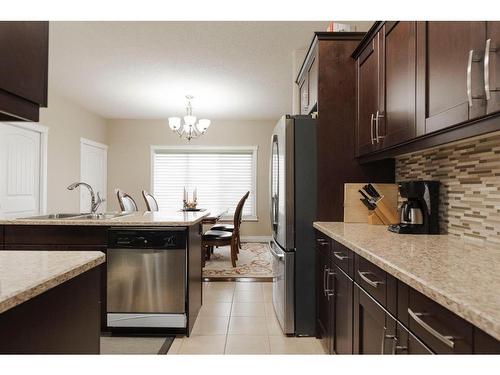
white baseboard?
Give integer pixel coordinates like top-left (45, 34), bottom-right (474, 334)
top-left (241, 235), bottom-right (272, 243)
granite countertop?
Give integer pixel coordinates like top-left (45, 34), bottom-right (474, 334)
top-left (0, 208), bottom-right (227, 227)
top-left (0, 251), bottom-right (105, 314)
top-left (313, 222), bottom-right (500, 341)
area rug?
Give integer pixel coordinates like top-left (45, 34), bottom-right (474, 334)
top-left (100, 335), bottom-right (174, 354)
top-left (202, 242), bottom-right (274, 280)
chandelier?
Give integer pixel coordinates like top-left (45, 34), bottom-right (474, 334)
top-left (168, 95), bottom-right (211, 141)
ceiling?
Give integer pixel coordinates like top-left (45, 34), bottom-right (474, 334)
top-left (48, 21), bottom-right (369, 121)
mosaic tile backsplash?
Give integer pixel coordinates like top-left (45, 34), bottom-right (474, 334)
top-left (395, 132), bottom-right (500, 245)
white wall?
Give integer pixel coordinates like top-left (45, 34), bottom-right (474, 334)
top-left (39, 89), bottom-right (108, 213)
top-left (106, 119), bottom-right (275, 236)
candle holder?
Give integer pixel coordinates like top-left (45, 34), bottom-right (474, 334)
top-left (183, 198), bottom-right (198, 210)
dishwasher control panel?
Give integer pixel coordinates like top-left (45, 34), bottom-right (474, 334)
top-left (108, 228), bottom-right (187, 249)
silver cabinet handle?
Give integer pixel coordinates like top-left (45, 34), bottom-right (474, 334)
top-left (467, 49), bottom-right (474, 107)
top-left (485, 39), bottom-right (491, 101)
top-left (323, 266), bottom-right (328, 296)
top-left (333, 252), bottom-right (348, 261)
top-left (370, 113), bottom-right (375, 145)
top-left (357, 270), bottom-right (383, 289)
top-left (326, 270), bottom-right (335, 298)
top-left (375, 110), bottom-right (384, 143)
top-left (408, 308), bottom-right (457, 349)
top-left (484, 38), bottom-right (499, 101)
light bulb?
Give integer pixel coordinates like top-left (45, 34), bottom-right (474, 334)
top-left (168, 117), bottom-right (181, 130)
top-left (184, 115), bottom-right (196, 126)
top-left (197, 119), bottom-right (211, 132)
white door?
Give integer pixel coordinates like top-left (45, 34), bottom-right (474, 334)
top-left (0, 123), bottom-right (42, 218)
top-left (80, 138), bottom-right (107, 213)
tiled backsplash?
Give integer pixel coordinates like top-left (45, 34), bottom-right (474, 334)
top-left (395, 131), bottom-right (500, 244)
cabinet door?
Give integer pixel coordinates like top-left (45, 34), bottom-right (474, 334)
top-left (425, 22), bottom-right (486, 133)
top-left (308, 56), bottom-right (318, 113)
top-left (353, 283), bottom-right (386, 354)
top-left (486, 22), bottom-right (500, 114)
top-left (333, 265), bottom-right (353, 354)
top-left (0, 22), bottom-right (49, 106)
top-left (316, 237), bottom-right (333, 353)
top-left (357, 34), bottom-right (380, 155)
top-left (299, 76), bottom-right (309, 115)
top-left (381, 21), bottom-right (416, 147)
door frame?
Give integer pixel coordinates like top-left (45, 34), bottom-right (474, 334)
top-left (80, 137), bottom-right (108, 212)
top-left (2, 122), bottom-right (49, 215)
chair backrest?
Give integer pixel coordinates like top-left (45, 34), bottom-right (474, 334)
top-left (142, 190), bottom-right (159, 211)
top-left (233, 191), bottom-right (250, 233)
top-left (116, 189), bottom-right (138, 211)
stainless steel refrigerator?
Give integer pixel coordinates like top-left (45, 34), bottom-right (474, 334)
top-left (269, 115), bottom-right (316, 336)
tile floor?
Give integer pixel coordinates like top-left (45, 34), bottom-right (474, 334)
top-left (168, 281), bottom-right (326, 355)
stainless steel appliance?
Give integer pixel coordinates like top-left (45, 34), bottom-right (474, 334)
top-left (270, 115), bottom-right (316, 336)
top-left (107, 227), bottom-right (187, 328)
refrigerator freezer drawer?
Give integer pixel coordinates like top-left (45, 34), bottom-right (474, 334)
top-left (270, 240), bottom-right (295, 335)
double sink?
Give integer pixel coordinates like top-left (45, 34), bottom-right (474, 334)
top-left (24, 212), bottom-right (132, 220)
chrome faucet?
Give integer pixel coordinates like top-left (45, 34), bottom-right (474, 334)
top-left (67, 182), bottom-right (105, 213)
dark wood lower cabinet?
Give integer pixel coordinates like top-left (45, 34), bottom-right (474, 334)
top-left (0, 267), bottom-right (101, 354)
top-left (316, 236), bottom-right (334, 353)
top-left (317, 234), bottom-right (500, 354)
top-left (353, 283), bottom-right (387, 354)
top-left (333, 264), bottom-right (353, 354)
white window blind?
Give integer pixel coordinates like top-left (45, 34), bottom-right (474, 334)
top-left (152, 146), bottom-right (257, 219)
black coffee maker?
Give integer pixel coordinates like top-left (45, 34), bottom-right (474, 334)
top-left (388, 181), bottom-right (440, 234)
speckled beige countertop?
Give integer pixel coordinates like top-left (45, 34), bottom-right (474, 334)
top-left (0, 208), bottom-right (227, 227)
top-left (313, 222), bottom-right (500, 341)
top-left (0, 251), bottom-right (105, 314)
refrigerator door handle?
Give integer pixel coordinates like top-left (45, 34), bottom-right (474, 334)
top-left (269, 241), bottom-right (285, 258)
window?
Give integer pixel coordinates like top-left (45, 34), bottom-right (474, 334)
top-left (151, 146), bottom-right (257, 219)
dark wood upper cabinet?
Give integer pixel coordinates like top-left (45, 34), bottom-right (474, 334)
top-left (424, 22), bottom-right (486, 133)
top-left (486, 22), bottom-right (500, 115)
top-left (356, 34), bottom-right (381, 155)
top-left (380, 21), bottom-right (417, 147)
top-left (299, 75), bottom-right (309, 115)
top-left (353, 21), bottom-right (500, 162)
top-left (307, 56), bottom-right (318, 112)
top-left (0, 21), bottom-right (49, 121)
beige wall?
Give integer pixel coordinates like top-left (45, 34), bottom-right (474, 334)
top-left (106, 119), bottom-right (274, 237)
top-left (40, 89), bottom-right (107, 213)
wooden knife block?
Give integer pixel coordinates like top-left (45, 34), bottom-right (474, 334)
top-left (344, 183), bottom-right (399, 225)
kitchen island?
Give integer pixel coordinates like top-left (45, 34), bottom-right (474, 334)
top-left (0, 251), bottom-right (104, 354)
top-left (0, 208), bottom-right (226, 336)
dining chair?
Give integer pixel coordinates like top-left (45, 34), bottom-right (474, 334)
top-left (116, 189), bottom-right (139, 211)
top-left (142, 190), bottom-right (159, 211)
top-left (209, 192), bottom-right (250, 253)
top-left (201, 191), bottom-right (250, 268)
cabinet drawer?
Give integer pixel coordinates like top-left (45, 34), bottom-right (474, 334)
top-left (407, 289), bottom-right (473, 354)
top-left (316, 232), bottom-right (332, 256)
top-left (331, 240), bottom-right (353, 277)
top-left (355, 254), bottom-right (387, 306)
top-left (4, 225), bottom-right (108, 246)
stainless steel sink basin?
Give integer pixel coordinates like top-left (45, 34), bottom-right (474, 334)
top-left (71, 213), bottom-right (131, 220)
top-left (24, 213), bottom-right (83, 220)
top-left (20, 212), bottom-right (131, 220)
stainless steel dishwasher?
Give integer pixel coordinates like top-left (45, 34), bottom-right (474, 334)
top-left (107, 227), bottom-right (187, 328)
